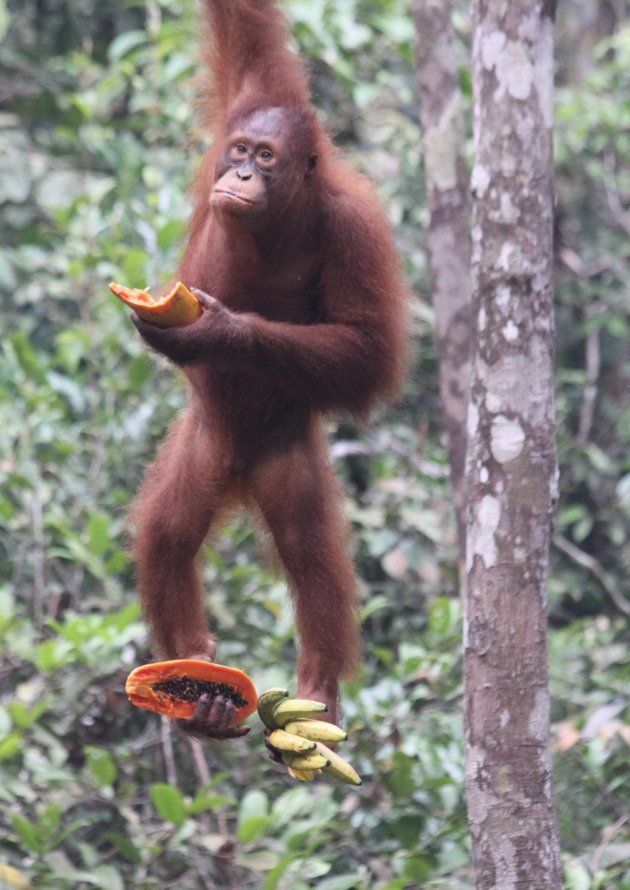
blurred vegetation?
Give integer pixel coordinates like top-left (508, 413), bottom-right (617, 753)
top-left (0, 0), bottom-right (629, 887)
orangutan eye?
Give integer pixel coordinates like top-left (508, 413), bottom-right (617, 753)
top-left (236, 144), bottom-right (247, 154)
top-left (256, 145), bottom-right (277, 164)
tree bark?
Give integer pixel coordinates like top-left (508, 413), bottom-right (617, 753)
top-left (412, 0), bottom-right (472, 590)
top-left (464, 1), bottom-right (563, 887)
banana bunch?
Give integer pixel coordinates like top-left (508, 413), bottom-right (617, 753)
top-left (257, 688), bottom-right (362, 786)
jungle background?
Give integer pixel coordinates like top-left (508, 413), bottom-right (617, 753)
top-left (1, 0), bottom-right (629, 887)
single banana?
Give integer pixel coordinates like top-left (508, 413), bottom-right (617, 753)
top-left (257, 687), bottom-right (289, 729)
top-left (287, 766), bottom-right (321, 782)
top-left (281, 751), bottom-right (330, 771)
top-left (316, 742), bottom-right (362, 786)
top-left (273, 698), bottom-right (328, 726)
top-left (267, 728), bottom-right (316, 754)
top-left (283, 718), bottom-right (348, 743)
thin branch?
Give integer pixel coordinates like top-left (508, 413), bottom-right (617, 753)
top-left (188, 737), bottom-right (211, 786)
top-left (329, 438), bottom-right (449, 479)
top-left (591, 815), bottom-right (629, 873)
top-left (188, 738), bottom-right (231, 841)
top-left (558, 246), bottom-right (611, 279)
top-left (160, 717), bottom-right (178, 787)
top-left (576, 304), bottom-right (601, 446)
top-left (553, 533), bottom-right (630, 618)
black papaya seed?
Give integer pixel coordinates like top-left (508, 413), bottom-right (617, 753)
top-left (152, 676), bottom-right (248, 708)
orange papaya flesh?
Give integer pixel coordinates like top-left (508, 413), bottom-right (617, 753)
top-left (108, 280), bottom-right (202, 328)
top-left (125, 659), bottom-right (258, 722)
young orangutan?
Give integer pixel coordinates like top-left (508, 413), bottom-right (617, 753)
top-left (130, 0), bottom-right (408, 739)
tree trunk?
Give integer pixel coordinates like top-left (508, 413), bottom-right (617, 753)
top-left (464, 0), bottom-right (563, 887)
top-left (412, 0), bottom-right (472, 590)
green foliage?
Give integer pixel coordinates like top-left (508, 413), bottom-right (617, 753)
top-left (0, 0), bottom-right (629, 887)
top-left (553, 22), bottom-right (630, 627)
top-left (0, 1), bottom-right (464, 885)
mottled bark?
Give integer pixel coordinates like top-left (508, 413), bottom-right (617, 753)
top-left (464, 1), bottom-right (562, 888)
top-left (412, 0), bottom-right (472, 589)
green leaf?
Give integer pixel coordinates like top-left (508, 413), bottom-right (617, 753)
top-left (389, 814), bottom-right (425, 850)
top-left (54, 329), bottom-right (91, 374)
top-left (39, 803), bottom-right (62, 838)
top-left (285, 857), bottom-right (331, 880)
top-left (360, 594), bottom-right (390, 621)
top-left (572, 516), bottom-right (594, 543)
top-left (363, 528), bottom-right (398, 557)
top-left (270, 787), bottom-right (313, 824)
top-left (387, 751), bottom-right (415, 799)
top-left (237, 815), bottom-right (274, 843)
top-left (584, 443), bottom-right (614, 474)
top-left (11, 331), bottom-right (43, 379)
top-left (0, 497), bottom-right (15, 522)
top-left (105, 832), bottom-right (143, 864)
top-left (123, 249), bottom-right (150, 287)
top-left (316, 875), bottom-right (362, 890)
top-left (85, 747), bottom-right (117, 787)
top-left (403, 853), bottom-right (433, 881)
top-left (238, 788), bottom-right (269, 823)
top-left (35, 639), bottom-right (75, 672)
top-left (8, 699), bottom-right (48, 729)
top-left (429, 597), bottom-right (459, 637)
top-left (151, 783), bottom-right (186, 827)
top-left (108, 30), bottom-right (148, 63)
top-left (0, 732), bottom-right (22, 760)
top-left (262, 852), bottom-right (303, 890)
top-left (458, 66), bottom-right (472, 97)
top-left (128, 353), bottom-right (153, 390)
top-left (157, 219), bottom-right (185, 251)
top-left (87, 514), bottom-right (111, 556)
top-left (89, 865), bottom-right (125, 890)
top-left (563, 859), bottom-right (591, 890)
top-left (12, 814), bottom-right (43, 853)
top-left (558, 504), bottom-right (588, 526)
top-left (187, 792), bottom-right (233, 815)
top-left (105, 549), bottom-right (129, 574)
top-left (236, 849), bottom-right (278, 872)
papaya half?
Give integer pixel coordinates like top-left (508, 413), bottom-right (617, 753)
top-left (108, 280), bottom-right (202, 328)
top-left (125, 659), bottom-right (258, 722)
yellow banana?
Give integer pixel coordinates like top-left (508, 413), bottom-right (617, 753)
top-left (273, 698), bottom-right (327, 726)
top-left (267, 728), bottom-right (316, 754)
top-left (316, 742), bottom-right (362, 786)
top-left (281, 751), bottom-right (330, 771)
top-left (287, 766), bottom-right (321, 782)
top-left (257, 687), bottom-right (289, 729)
top-left (282, 718), bottom-right (348, 743)
top-left (258, 689), bottom-right (354, 783)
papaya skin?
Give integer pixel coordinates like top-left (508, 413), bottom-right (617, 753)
top-left (125, 659), bottom-right (258, 723)
top-left (108, 281), bottom-right (202, 328)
